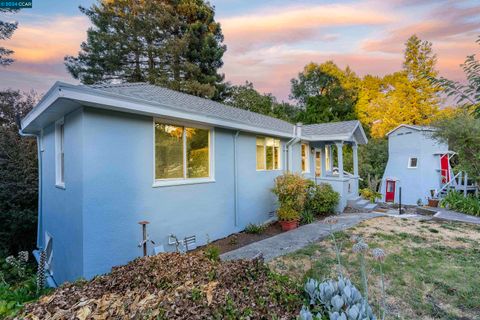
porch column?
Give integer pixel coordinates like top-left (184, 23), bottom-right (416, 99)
top-left (321, 145), bottom-right (326, 177)
top-left (336, 142), bottom-right (344, 178)
top-left (352, 143), bottom-right (359, 177)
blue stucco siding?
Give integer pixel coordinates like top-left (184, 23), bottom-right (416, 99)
top-left (381, 127), bottom-right (449, 205)
top-left (39, 108), bottom-right (84, 285)
top-left (79, 108), bottom-right (285, 279)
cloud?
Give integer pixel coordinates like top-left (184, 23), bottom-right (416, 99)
top-left (220, 4), bottom-right (396, 52)
top-left (8, 15), bottom-right (89, 63)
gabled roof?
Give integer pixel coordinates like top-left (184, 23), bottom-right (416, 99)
top-left (386, 124), bottom-right (436, 136)
top-left (21, 82), bottom-right (367, 144)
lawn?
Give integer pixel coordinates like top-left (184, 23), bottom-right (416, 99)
top-left (269, 217), bottom-right (480, 320)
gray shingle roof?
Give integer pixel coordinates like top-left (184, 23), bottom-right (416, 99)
top-left (87, 83), bottom-right (295, 134)
top-left (303, 120), bottom-right (360, 136)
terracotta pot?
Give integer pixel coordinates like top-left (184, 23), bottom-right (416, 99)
top-left (279, 220), bottom-right (299, 231)
top-left (428, 199), bottom-right (439, 207)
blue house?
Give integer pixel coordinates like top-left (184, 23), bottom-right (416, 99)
top-left (380, 124), bottom-right (476, 205)
top-left (21, 82), bottom-right (367, 285)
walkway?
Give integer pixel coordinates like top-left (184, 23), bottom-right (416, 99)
top-left (433, 207), bottom-right (480, 224)
top-left (220, 212), bottom-right (383, 262)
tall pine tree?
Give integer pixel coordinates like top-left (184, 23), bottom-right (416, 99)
top-left (0, 9), bottom-right (18, 66)
top-left (65, 0), bottom-right (226, 99)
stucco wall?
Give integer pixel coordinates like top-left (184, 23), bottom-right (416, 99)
top-left (40, 108), bottom-right (84, 284)
top-left (80, 108), bottom-right (287, 279)
top-left (381, 127), bottom-right (449, 205)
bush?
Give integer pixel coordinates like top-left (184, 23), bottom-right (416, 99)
top-left (272, 173), bottom-right (309, 212)
top-left (277, 206), bottom-right (300, 222)
top-left (440, 191), bottom-right (480, 216)
top-left (360, 188), bottom-right (381, 203)
top-left (300, 210), bottom-right (315, 225)
top-left (204, 245), bottom-right (221, 262)
top-left (245, 223), bottom-right (267, 234)
top-left (306, 183), bottom-right (340, 216)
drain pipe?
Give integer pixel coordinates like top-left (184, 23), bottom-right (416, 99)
top-left (233, 131), bottom-right (240, 226)
top-left (17, 118), bottom-right (43, 249)
top-left (285, 123), bottom-right (302, 172)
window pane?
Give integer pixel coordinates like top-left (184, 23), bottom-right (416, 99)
top-left (187, 128), bottom-right (210, 178)
top-left (266, 138), bottom-right (274, 170)
top-left (256, 137), bottom-right (265, 170)
top-left (273, 139), bottom-right (280, 169)
top-left (155, 123), bottom-right (184, 179)
top-left (410, 158), bottom-right (417, 167)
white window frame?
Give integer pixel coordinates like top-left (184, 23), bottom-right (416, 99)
top-left (152, 118), bottom-right (215, 187)
top-left (408, 157), bottom-right (418, 169)
top-left (256, 136), bottom-right (282, 171)
top-left (301, 143), bottom-right (310, 173)
top-left (55, 118), bottom-right (65, 189)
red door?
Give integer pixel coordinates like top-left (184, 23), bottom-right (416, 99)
top-left (385, 180), bottom-right (395, 202)
top-left (440, 154), bottom-right (450, 184)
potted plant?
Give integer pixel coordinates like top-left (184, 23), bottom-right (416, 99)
top-left (272, 173), bottom-right (308, 231)
top-left (428, 190), bottom-right (439, 207)
top-left (277, 206), bottom-right (300, 231)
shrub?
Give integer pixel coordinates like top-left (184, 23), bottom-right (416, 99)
top-left (306, 183), bottom-right (340, 216)
top-left (245, 223), bottom-right (266, 234)
top-left (277, 206), bottom-right (300, 222)
top-left (272, 173), bottom-right (309, 212)
top-left (440, 191), bottom-right (480, 216)
top-left (360, 188), bottom-right (382, 203)
top-left (204, 245), bottom-right (221, 262)
top-left (300, 210), bottom-right (315, 225)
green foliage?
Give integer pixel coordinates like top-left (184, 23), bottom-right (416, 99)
top-left (277, 206), bottom-right (300, 222)
top-left (440, 191), bottom-right (480, 217)
top-left (65, 0), bottom-right (226, 99)
top-left (305, 183), bottom-right (340, 216)
top-left (358, 138), bottom-right (388, 190)
top-left (244, 223), bottom-right (266, 234)
top-left (360, 188), bottom-right (382, 203)
top-left (430, 36), bottom-right (480, 117)
top-left (0, 8), bottom-right (18, 66)
top-left (272, 173), bottom-right (309, 216)
top-left (432, 111), bottom-right (480, 184)
top-left (291, 61), bottom-right (359, 124)
top-left (0, 90), bottom-right (38, 257)
top-left (300, 210), bottom-right (315, 225)
top-left (204, 245), bottom-right (220, 262)
top-left (223, 81), bottom-right (299, 122)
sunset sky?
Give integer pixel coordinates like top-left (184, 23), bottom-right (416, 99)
top-left (1, 0), bottom-right (479, 101)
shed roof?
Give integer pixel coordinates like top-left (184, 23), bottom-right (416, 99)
top-left (386, 124), bottom-right (436, 136)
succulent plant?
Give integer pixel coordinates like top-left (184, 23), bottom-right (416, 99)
top-left (299, 276), bottom-right (377, 320)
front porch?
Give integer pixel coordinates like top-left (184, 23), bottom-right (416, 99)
top-left (300, 121), bottom-right (368, 212)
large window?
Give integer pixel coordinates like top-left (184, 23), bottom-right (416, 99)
top-left (301, 143), bottom-right (309, 173)
top-left (154, 120), bottom-right (212, 184)
top-left (256, 137), bottom-right (281, 170)
top-left (55, 118), bottom-right (65, 188)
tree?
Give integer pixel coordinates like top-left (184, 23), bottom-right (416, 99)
top-left (290, 61), bottom-right (359, 124)
top-left (432, 111), bottom-right (480, 184)
top-left (430, 36), bottom-right (480, 117)
top-left (356, 35), bottom-right (442, 138)
top-left (0, 8), bottom-right (18, 66)
top-left (0, 90), bottom-right (38, 257)
top-left (65, 0), bottom-right (226, 99)
top-left (223, 81), bottom-right (299, 122)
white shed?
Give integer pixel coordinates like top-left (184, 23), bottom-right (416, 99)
top-left (380, 125), bottom-right (452, 205)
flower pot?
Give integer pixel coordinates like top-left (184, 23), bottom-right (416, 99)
top-left (279, 220), bottom-right (299, 231)
top-left (428, 199), bottom-right (439, 207)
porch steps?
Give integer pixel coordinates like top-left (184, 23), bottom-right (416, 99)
top-left (347, 197), bottom-right (378, 212)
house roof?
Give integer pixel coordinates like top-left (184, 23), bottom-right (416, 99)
top-left (21, 81), bottom-right (367, 144)
top-left (386, 124), bottom-right (436, 136)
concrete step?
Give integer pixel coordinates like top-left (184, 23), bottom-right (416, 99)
top-left (364, 203), bottom-right (378, 211)
top-left (347, 197), bottom-right (361, 207)
top-left (356, 199), bottom-right (370, 207)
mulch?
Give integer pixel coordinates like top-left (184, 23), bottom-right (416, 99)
top-left (17, 252), bottom-right (302, 320)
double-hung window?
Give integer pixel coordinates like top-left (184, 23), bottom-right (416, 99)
top-left (55, 118), bottom-right (65, 188)
top-left (301, 143), bottom-right (309, 173)
top-left (154, 120), bottom-right (213, 186)
top-left (256, 137), bottom-right (281, 170)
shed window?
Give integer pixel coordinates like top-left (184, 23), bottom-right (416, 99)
top-left (55, 118), bottom-right (65, 188)
top-left (301, 143), bottom-right (310, 173)
top-left (154, 120), bottom-right (212, 184)
top-left (408, 157), bottom-right (418, 168)
top-left (256, 137), bottom-right (281, 170)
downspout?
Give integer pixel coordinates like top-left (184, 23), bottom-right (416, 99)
top-left (285, 123), bottom-right (302, 172)
top-left (233, 131), bottom-right (240, 227)
top-left (17, 123), bottom-right (43, 250)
